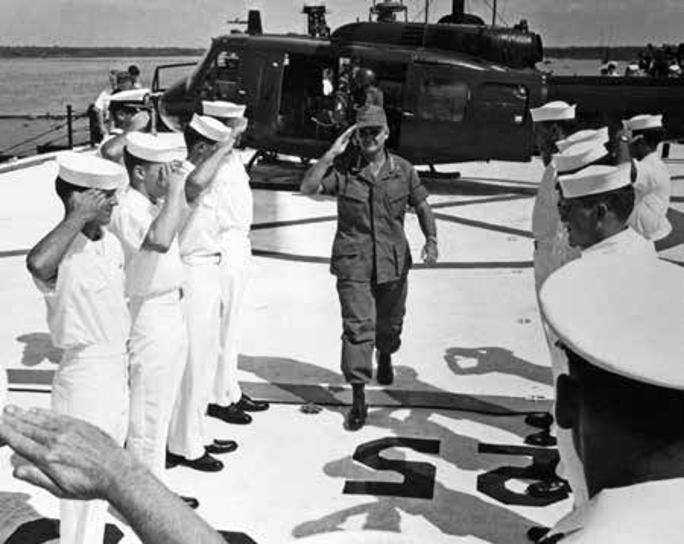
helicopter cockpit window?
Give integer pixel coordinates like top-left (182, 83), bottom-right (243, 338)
top-left (417, 78), bottom-right (469, 122)
top-left (214, 51), bottom-right (241, 99)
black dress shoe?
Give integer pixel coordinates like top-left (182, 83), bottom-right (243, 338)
top-left (376, 353), bottom-right (394, 386)
top-left (206, 438), bottom-right (238, 455)
top-left (207, 403), bottom-right (253, 425)
top-left (235, 394), bottom-right (270, 412)
top-left (527, 478), bottom-right (571, 498)
top-left (180, 495), bottom-right (200, 509)
top-left (525, 412), bottom-right (554, 429)
top-left (166, 451), bottom-right (224, 472)
top-left (525, 429), bottom-right (557, 447)
top-left (345, 403), bottom-right (368, 431)
top-left (526, 526), bottom-right (551, 542)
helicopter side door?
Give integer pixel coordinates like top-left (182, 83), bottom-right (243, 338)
top-left (399, 62), bottom-right (472, 164)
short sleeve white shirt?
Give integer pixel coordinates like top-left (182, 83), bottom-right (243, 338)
top-left (108, 187), bottom-right (184, 298)
top-left (629, 152), bottom-right (672, 241)
top-left (211, 152), bottom-right (253, 235)
top-left (34, 230), bottom-right (129, 351)
top-left (178, 161), bottom-right (222, 261)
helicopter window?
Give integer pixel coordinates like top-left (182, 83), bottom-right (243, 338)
top-left (417, 79), bottom-right (469, 122)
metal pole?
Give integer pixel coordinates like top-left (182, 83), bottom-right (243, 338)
top-left (425, 0), bottom-right (429, 23)
top-left (491, 0), bottom-right (497, 25)
top-left (66, 104), bottom-right (73, 149)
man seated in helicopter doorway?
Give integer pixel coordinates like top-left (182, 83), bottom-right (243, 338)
top-left (300, 105), bottom-right (439, 431)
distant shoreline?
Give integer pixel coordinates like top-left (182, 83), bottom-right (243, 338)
top-left (0, 46), bottom-right (205, 58)
top-left (0, 44), bottom-right (659, 60)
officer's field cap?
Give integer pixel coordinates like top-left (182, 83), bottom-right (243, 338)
top-left (108, 88), bottom-right (150, 105)
top-left (189, 114), bottom-right (233, 143)
top-left (554, 140), bottom-right (609, 174)
top-left (623, 114), bottom-right (663, 132)
top-left (126, 132), bottom-right (187, 163)
top-left (541, 257), bottom-right (684, 390)
top-left (558, 164), bottom-right (631, 199)
top-left (57, 152), bottom-right (127, 190)
top-left (530, 101), bottom-right (576, 123)
top-left (355, 105), bottom-right (388, 128)
top-left (202, 100), bottom-right (246, 119)
top-left (556, 127), bottom-right (609, 153)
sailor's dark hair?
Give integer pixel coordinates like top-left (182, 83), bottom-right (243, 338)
top-left (572, 184), bottom-right (636, 223)
top-left (183, 124), bottom-right (216, 150)
top-left (563, 346), bottom-right (684, 443)
top-left (633, 127), bottom-right (666, 149)
top-left (556, 152), bottom-right (614, 176)
top-left (54, 176), bottom-right (88, 206)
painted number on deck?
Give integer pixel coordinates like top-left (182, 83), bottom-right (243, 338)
top-left (343, 437), bottom-right (441, 499)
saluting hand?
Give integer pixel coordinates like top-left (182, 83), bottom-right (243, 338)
top-left (421, 239), bottom-right (439, 265)
top-left (161, 160), bottom-right (187, 196)
top-left (325, 124), bottom-right (357, 161)
top-left (127, 111), bottom-right (151, 133)
top-left (0, 406), bottom-right (135, 501)
top-left (67, 189), bottom-right (112, 224)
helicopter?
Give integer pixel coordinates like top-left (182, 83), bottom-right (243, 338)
top-left (154, 0), bottom-right (546, 167)
top-left (153, 0), bottom-right (684, 169)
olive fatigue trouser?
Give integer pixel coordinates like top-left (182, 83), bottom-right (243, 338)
top-left (336, 271), bottom-right (409, 384)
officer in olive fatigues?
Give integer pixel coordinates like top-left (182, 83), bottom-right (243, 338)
top-left (301, 105), bottom-right (438, 430)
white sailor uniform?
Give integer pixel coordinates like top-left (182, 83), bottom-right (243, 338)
top-left (168, 160), bottom-right (224, 460)
top-left (629, 151), bottom-right (672, 241)
top-left (35, 229), bottom-right (129, 544)
top-left (213, 151), bottom-right (253, 406)
top-left (109, 186), bottom-right (188, 477)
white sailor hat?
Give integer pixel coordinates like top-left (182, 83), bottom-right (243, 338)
top-left (627, 63), bottom-right (640, 71)
top-left (202, 100), bottom-right (246, 119)
top-left (556, 127), bottom-right (609, 153)
top-left (108, 88), bottom-right (150, 105)
top-left (622, 114), bottom-right (663, 132)
top-left (126, 132), bottom-right (187, 163)
top-left (188, 113), bottom-right (233, 142)
top-left (57, 152), bottom-right (127, 190)
top-left (558, 164), bottom-right (631, 199)
top-left (554, 140), bottom-right (609, 174)
top-left (530, 101), bottom-right (576, 123)
top-left (670, 63), bottom-right (682, 73)
top-left (540, 257), bottom-right (684, 390)
top-left (607, 60), bottom-right (618, 69)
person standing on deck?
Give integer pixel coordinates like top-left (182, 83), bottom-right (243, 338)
top-left (107, 132), bottom-right (204, 508)
top-left (616, 114), bottom-right (672, 243)
top-left (537, 252), bottom-right (684, 543)
top-left (99, 89), bottom-right (153, 165)
top-left (199, 101), bottom-right (270, 426)
top-left (25, 153), bottom-right (130, 544)
top-left (167, 114), bottom-right (242, 472)
top-left (300, 105), bottom-right (438, 431)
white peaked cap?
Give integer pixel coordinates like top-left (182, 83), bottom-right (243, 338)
top-left (108, 88), bottom-right (151, 104)
top-left (58, 152), bottom-right (127, 190)
top-left (670, 64), bottom-right (682, 72)
top-left (540, 257), bottom-right (684, 390)
top-left (530, 101), bottom-right (576, 123)
top-left (553, 140), bottom-right (609, 174)
top-left (189, 114), bottom-right (233, 142)
top-left (202, 100), bottom-right (247, 119)
top-left (628, 63), bottom-right (640, 70)
top-left (558, 164), bottom-right (631, 199)
top-left (126, 132), bottom-right (187, 163)
top-left (556, 127), bottom-right (609, 153)
top-left (623, 114), bottom-right (663, 132)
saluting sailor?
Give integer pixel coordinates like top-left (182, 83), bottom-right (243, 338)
top-left (300, 105), bottom-right (438, 431)
top-left (99, 88), bottom-right (153, 164)
top-left (107, 133), bottom-right (189, 483)
top-left (200, 100), bottom-right (269, 426)
top-left (538, 252), bottom-right (684, 543)
top-left (26, 153), bottom-right (129, 544)
top-left (617, 114), bottom-right (672, 242)
top-left (167, 114), bottom-right (241, 472)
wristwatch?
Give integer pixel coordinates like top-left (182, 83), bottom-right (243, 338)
top-left (619, 135), bottom-right (630, 143)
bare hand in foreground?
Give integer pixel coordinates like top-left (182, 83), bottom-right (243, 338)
top-left (67, 189), bottom-right (112, 225)
top-left (0, 405), bottom-right (133, 501)
top-left (421, 239), bottom-right (439, 265)
top-left (325, 124), bottom-right (357, 160)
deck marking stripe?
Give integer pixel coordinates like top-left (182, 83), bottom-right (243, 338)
top-left (433, 212), bottom-right (534, 239)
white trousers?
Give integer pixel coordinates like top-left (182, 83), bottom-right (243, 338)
top-left (534, 248), bottom-right (589, 507)
top-left (168, 262), bottom-right (221, 460)
top-left (51, 346), bottom-right (128, 544)
top-left (127, 292), bottom-right (187, 477)
top-left (214, 235), bottom-right (252, 406)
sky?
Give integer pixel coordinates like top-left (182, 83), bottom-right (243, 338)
top-left (0, 0), bottom-right (683, 48)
